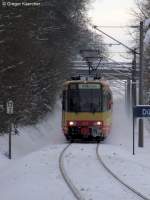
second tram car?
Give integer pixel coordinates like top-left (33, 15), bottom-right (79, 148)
top-left (62, 76), bottom-right (113, 141)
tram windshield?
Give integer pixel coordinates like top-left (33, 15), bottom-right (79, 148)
top-left (68, 83), bottom-right (102, 112)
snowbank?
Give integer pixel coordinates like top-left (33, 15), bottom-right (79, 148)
top-left (0, 82), bottom-right (150, 200)
top-left (0, 145), bottom-right (75, 200)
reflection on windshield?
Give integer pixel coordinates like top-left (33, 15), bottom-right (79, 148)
top-left (68, 89), bottom-right (101, 112)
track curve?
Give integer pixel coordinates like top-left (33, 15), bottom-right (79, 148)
top-left (96, 143), bottom-right (150, 200)
top-left (59, 143), bottom-right (86, 200)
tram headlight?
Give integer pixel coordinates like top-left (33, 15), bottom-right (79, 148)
top-left (69, 121), bottom-right (76, 126)
top-left (94, 121), bottom-right (102, 126)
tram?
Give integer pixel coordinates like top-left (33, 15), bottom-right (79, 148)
top-left (62, 76), bottom-right (113, 141)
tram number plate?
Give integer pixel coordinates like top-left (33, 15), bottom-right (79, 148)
top-left (91, 127), bottom-right (100, 137)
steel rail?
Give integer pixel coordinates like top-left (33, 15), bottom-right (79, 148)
top-left (96, 143), bottom-right (150, 200)
top-left (59, 143), bottom-right (85, 200)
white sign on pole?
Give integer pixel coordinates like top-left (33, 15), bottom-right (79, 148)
top-left (6, 100), bottom-right (14, 114)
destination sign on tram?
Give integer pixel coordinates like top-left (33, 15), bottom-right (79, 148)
top-left (133, 105), bottom-right (150, 118)
top-left (78, 84), bottom-right (100, 89)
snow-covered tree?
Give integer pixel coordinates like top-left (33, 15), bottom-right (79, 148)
top-left (0, 0), bottom-right (106, 132)
top-left (132, 0), bottom-right (150, 104)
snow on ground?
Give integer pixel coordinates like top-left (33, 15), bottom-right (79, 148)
top-left (0, 99), bottom-right (75, 199)
top-left (0, 84), bottom-right (150, 200)
top-left (0, 100), bottom-right (65, 160)
top-left (63, 144), bottom-right (141, 200)
top-left (100, 144), bottom-right (150, 199)
top-left (101, 85), bottom-right (150, 199)
top-left (0, 145), bottom-right (75, 200)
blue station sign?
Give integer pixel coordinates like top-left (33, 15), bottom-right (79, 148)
top-left (133, 105), bottom-right (150, 118)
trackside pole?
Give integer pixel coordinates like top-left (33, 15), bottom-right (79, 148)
top-left (138, 21), bottom-right (144, 147)
top-left (9, 122), bottom-right (12, 159)
top-left (133, 110), bottom-right (135, 155)
top-left (6, 100), bottom-right (14, 159)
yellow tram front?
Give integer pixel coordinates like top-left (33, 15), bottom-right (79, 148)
top-left (62, 78), bottom-right (112, 141)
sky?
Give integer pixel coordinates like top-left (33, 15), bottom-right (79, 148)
top-left (88, 0), bottom-right (136, 61)
top-left (88, 0), bottom-right (135, 26)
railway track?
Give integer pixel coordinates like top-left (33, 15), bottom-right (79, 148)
top-left (96, 143), bottom-right (150, 200)
top-left (59, 142), bottom-right (149, 200)
top-left (59, 143), bottom-right (85, 200)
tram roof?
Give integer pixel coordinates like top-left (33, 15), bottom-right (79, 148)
top-left (63, 79), bottom-right (110, 87)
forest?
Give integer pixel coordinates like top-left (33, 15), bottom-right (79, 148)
top-left (0, 0), bottom-right (150, 132)
top-left (0, 0), bottom-right (105, 131)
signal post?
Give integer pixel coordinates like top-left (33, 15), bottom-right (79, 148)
top-left (6, 100), bottom-right (14, 159)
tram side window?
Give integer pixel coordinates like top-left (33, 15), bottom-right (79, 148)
top-left (103, 91), bottom-right (111, 111)
top-left (107, 93), bottom-right (112, 110)
top-left (62, 90), bottom-right (67, 111)
top-left (102, 91), bottom-right (107, 112)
